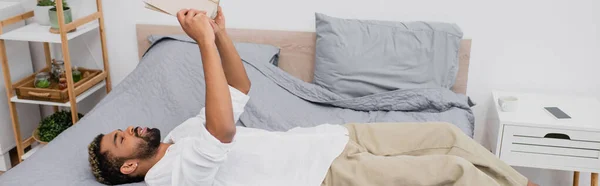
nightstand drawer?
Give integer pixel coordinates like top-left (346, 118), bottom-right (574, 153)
top-left (499, 125), bottom-right (600, 171)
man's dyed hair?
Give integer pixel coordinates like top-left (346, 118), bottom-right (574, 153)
top-left (88, 134), bottom-right (144, 185)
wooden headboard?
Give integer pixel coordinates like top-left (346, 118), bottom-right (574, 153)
top-left (136, 24), bottom-right (472, 94)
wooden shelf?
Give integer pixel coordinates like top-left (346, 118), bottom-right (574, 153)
top-left (0, 22), bottom-right (99, 43)
top-left (10, 80), bottom-right (105, 107)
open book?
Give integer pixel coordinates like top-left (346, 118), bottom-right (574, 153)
top-left (144, 0), bottom-right (220, 19)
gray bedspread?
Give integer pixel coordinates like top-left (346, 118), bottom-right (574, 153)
top-left (0, 36), bottom-right (473, 186)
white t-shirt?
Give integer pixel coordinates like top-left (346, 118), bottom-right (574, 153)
top-left (145, 86), bottom-right (349, 186)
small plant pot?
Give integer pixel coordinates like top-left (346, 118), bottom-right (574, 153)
top-left (48, 7), bottom-right (73, 31)
top-left (33, 128), bottom-right (49, 145)
top-left (34, 5), bottom-right (54, 26)
top-left (35, 111), bottom-right (83, 144)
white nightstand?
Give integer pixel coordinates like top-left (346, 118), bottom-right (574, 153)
top-left (489, 91), bottom-right (600, 186)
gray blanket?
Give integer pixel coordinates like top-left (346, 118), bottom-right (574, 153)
top-left (0, 36), bottom-right (473, 186)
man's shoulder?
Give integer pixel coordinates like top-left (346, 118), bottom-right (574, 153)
top-left (164, 116), bottom-right (207, 143)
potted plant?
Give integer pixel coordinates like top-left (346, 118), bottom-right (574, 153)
top-left (34, 0), bottom-right (55, 26)
top-left (48, 0), bottom-right (73, 31)
top-left (33, 110), bottom-right (83, 144)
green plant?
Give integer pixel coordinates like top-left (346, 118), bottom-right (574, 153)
top-left (50, 0), bottom-right (69, 11)
top-left (35, 79), bottom-right (51, 88)
top-left (37, 111), bottom-right (83, 142)
top-left (37, 0), bottom-right (55, 6)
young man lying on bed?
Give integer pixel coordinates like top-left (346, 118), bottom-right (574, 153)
top-left (87, 7), bottom-right (536, 186)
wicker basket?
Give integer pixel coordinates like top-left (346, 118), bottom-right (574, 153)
top-left (13, 67), bottom-right (104, 103)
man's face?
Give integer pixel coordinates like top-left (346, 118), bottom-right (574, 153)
top-left (100, 126), bottom-right (162, 161)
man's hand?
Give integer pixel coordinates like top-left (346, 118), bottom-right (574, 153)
top-left (209, 6), bottom-right (226, 34)
top-left (177, 9), bottom-right (215, 45)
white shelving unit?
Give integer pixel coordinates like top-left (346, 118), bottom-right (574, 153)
top-left (0, 1), bottom-right (42, 172)
top-left (0, 0), bottom-right (112, 163)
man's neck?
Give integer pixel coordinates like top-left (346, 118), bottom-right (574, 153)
top-left (137, 143), bottom-right (172, 175)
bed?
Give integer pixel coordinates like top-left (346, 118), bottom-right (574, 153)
top-left (0, 22), bottom-right (473, 185)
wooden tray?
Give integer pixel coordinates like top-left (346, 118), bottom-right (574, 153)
top-left (14, 67), bottom-right (105, 103)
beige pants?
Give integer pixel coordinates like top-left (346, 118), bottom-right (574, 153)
top-left (321, 123), bottom-right (528, 186)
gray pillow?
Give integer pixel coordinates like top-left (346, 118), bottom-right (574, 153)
top-left (314, 13), bottom-right (463, 98)
top-left (234, 42), bottom-right (280, 66)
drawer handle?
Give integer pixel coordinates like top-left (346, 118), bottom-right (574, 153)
top-left (28, 92), bottom-right (50, 97)
top-left (544, 133), bottom-right (571, 140)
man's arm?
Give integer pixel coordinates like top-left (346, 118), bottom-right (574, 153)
top-left (178, 9), bottom-right (235, 143)
top-left (215, 32), bottom-right (250, 94)
top-left (211, 7), bottom-right (251, 94)
top-left (200, 41), bottom-right (236, 143)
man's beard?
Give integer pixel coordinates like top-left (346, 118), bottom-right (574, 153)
top-left (132, 127), bottom-right (161, 160)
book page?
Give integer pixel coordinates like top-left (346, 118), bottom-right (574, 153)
top-left (144, 3), bottom-right (169, 15)
top-left (143, 0), bottom-right (219, 18)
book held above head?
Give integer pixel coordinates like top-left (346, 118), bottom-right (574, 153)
top-left (144, 0), bottom-right (219, 19)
